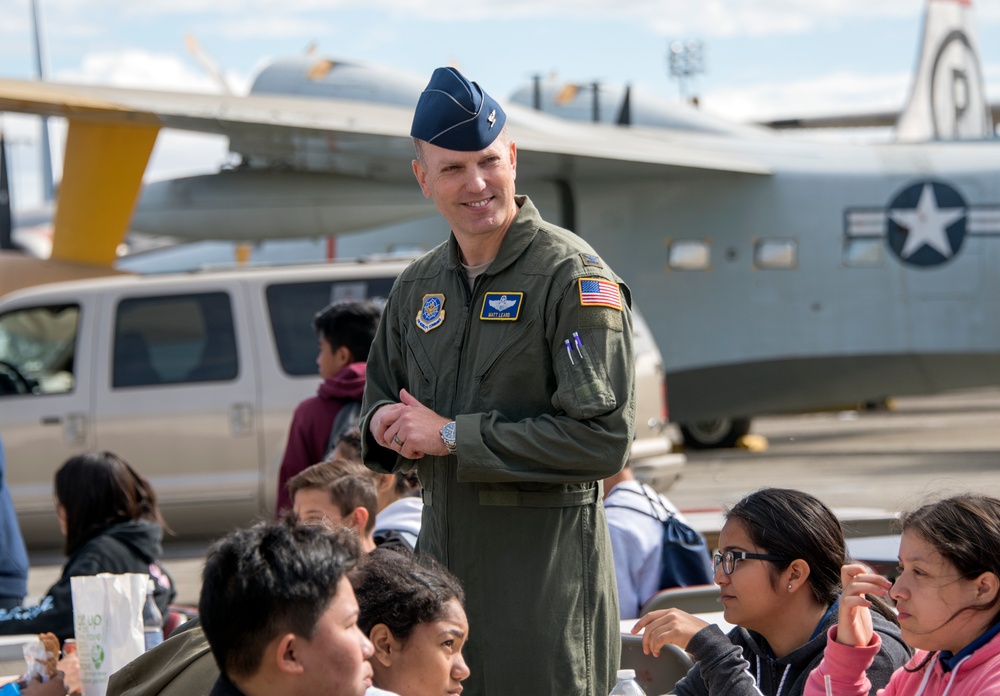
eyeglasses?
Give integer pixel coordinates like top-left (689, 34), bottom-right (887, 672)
top-left (713, 550), bottom-right (787, 575)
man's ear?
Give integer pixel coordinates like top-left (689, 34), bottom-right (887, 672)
top-left (369, 624), bottom-right (400, 667)
top-left (275, 633), bottom-right (304, 675)
top-left (508, 139), bottom-right (517, 181)
top-left (412, 159), bottom-right (431, 198)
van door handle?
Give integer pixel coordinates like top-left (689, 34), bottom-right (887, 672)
top-left (63, 413), bottom-right (87, 445)
top-left (41, 416), bottom-right (62, 425)
top-left (230, 403), bottom-right (254, 436)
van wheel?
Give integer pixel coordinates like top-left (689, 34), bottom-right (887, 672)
top-left (679, 417), bottom-right (751, 449)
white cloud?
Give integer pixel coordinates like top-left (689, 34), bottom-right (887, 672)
top-left (54, 49), bottom-right (223, 92)
top-left (704, 70), bottom-right (910, 123)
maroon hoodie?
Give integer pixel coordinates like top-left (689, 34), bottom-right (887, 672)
top-left (275, 362), bottom-right (367, 514)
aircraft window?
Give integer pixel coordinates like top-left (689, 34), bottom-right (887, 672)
top-left (843, 238), bottom-right (885, 267)
top-left (667, 240), bottom-right (710, 271)
top-left (0, 304), bottom-right (79, 397)
top-left (266, 278), bottom-right (395, 377)
top-left (113, 292), bottom-right (238, 388)
top-left (754, 239), bottom-right (797, 269)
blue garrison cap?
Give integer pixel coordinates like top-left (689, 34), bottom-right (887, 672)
top-left (410, 67), bottom-right (506, 151)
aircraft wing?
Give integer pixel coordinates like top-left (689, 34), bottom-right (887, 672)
top-left (762, 103), bottom-right (1000, 132)
top-left (760, 110), bottom-right (899, 130)
top-left (0, 78), bottom-right (771, 180)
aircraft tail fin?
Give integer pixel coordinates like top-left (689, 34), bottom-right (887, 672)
top-left (896, 0), bottom-right (993, 142)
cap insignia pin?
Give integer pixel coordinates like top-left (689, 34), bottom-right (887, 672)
top-left (487, 109), bottom-right (496, 128)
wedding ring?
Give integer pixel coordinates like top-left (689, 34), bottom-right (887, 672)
top-left (393, 435), bottom-right (404, 446)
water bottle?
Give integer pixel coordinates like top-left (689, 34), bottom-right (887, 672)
top-left (142, 577), bottom-right (164, 650)
top-left (609, 669), bottom-right (646, 696)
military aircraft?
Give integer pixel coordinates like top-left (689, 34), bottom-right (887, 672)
top-left (0, 0), bottom-right (996, 448)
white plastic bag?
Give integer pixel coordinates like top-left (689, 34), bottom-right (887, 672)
top-left (70, 573), bottom-right (146, 696)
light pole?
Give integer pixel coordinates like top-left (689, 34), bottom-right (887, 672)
top-left (668, 40), bottom-right (704, 106)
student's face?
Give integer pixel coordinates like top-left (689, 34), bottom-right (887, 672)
top-left (890, 530), bottom-right (995, 654)
top-left (714, 519), bottom-right (785, 635)
top-left (377, 598), bottom-right (470, 696)
top-left (293, 489), bottom-right (351, 530)
top-left (300, 577), bottom-right (374, 696)
top-left (412, 135), bottom-right (518, 244)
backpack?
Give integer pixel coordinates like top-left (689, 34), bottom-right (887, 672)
top-left (324, 399), bottom-right (361, 459)
top-left (604, 484), bottom-right (714, 590)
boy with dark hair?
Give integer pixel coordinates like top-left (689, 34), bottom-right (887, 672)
top-left (288, 462), bottom-right (378, 553)
top-left (198, 519), bottom-right (376, 696)
top-left (276, 300), bottom-right (382, 514)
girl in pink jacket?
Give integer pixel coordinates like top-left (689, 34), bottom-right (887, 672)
top-left (806, 494), bottom-right (1000, 696)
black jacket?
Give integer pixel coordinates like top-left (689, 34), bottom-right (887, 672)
top-left (0, 520), bottom-right (175, 642)
top-left (672, 602), bottom-right (910, 696)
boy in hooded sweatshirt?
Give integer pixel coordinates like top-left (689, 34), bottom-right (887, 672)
top-left (275, 300), bottom-right (382, 515)
top-left (633, 489), bottom-right (910, 696)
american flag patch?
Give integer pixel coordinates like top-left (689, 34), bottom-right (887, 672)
top-left (578, 278), bottom-right (622, 310)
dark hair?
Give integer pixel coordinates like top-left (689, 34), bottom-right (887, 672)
top-left (199, 518), bottom-right (360, 679)
top-left (330, 427), bottom-right (363, 463)
top-left (313, 300), bottom-right (382, 363)
top-left (726, 488), bottom-right (898, 625)
top-left (54, 451), bottom-right (166, 556)
top-left (392, 470), bottom-right (421, 498)
top-left (352, 548), bottom-right (464, 642)
top-left (902, 493), bottom-right (1000, 623)
top-left (289, 464), bottom-right (378, 536)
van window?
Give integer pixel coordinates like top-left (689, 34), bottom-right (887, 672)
top-left (113, 292), bottom-right (238, 387)
top-left (0, 304), bottom-right (79, 396)
top-left (267, 278), bottom-right (395, 376)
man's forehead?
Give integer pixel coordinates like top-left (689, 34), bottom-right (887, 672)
top-left (423, 137), bottom-right (509, 163)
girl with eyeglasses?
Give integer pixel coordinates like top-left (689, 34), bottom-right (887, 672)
top-left (806, 494), bottom-right (1000, 696)
top-left (633, 488), bottom-right (910, 696)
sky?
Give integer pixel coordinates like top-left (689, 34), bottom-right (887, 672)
top-left (1, 0), bottom-right (999, 211)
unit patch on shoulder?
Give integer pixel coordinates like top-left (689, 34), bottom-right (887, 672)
top-left (481, 292), bottom-right (523, 320)
top-left (578, 278), bottom-right (622, 310)
top-left (580, 253), bottom-right (603, 268)
top-left (416, 294), bottom-right (446, 332)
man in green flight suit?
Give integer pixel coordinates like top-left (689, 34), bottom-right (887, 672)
top-left (361, 66), bottom-right (636, 696)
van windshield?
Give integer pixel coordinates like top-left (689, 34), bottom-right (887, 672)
top-left (0, 304), bottom-right (79, 396)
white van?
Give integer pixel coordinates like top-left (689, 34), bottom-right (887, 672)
top-left (0, 254), bottom-right (682, 548)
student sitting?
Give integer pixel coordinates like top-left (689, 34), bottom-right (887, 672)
top-left (198, 519), bottom-right (393, 696)
top-left (288, 462), bottom-right (378, 553)
top-left (634, 488), bottom-right (910, 696)
top-left (352, 548), bottom-right (469, 696)
top-left (806, 493), bottom-right (1000, 696)
top-left (0, 451), bottom-right (174, 642)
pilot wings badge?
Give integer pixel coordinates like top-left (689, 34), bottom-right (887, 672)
top-left (480, 292), bottom-right (524, 321)
top-left (416, 294), bottom-right (446, 332)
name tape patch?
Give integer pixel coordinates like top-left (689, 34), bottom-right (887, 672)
top-left (481, 292), bottom-right (524, 320)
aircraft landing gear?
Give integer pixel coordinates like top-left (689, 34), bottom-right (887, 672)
top-left (679, 417), bottom-right (751, 449)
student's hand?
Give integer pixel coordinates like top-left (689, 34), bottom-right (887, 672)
top-left (57, 648), bottom-right (81, 695)
top-left (22, 674), bottom-right (68, 696)
top-left (632, 608), bottom-right (709, 656)
top-left (836, 563), bottom-right (891, 648)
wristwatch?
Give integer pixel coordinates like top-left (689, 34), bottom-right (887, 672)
top-left (440, 421), bottom-right (457, 454)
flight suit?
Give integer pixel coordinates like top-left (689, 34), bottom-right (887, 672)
top-left (362, 196), bottom-right (636, 696)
